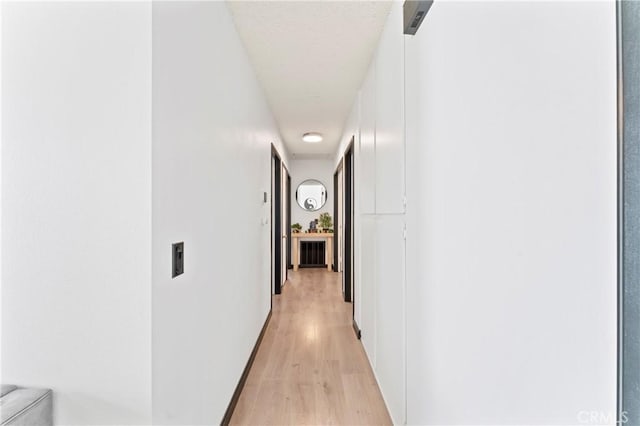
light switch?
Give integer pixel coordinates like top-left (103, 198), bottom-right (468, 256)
top-left (172, 242), bottom-right (184, 278)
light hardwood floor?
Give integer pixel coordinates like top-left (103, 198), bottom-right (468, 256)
top-left (230, 268), bottom-right (393, 426)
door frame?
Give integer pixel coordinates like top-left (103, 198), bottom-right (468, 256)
top-left (334, 166), bottom-right (341, 273)
top-left (271, 145), bottom-right (283, 295)
top-left (344, 139), bottom-right (354, 305)
top-left (344, 138), bottom-right (358, 337)
top-left (618, 2), bottom-right (640, 422)
top-left (287, 172), bottom-right (292, 274)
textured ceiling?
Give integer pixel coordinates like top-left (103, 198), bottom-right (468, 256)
top-left (227, 1), bottom-right (392, 156)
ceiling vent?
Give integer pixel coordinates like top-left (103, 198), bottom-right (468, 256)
top-left (403, 1), bottom-right (433, 35)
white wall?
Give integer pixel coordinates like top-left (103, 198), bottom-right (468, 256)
top-left (336, 1), bottom-right (617, 424)
top-left (151, 2), bottom-right (286, 423)
top-left (290, 157), bottom-right (334, 230)
top-left (0, 0), bottom-right (4, 386)
top-left (2, 2), bottom-right (288, 425)
top-left (335, 3), bottom-right (407, 423)
top-left (1, 3), bottom-right (152, 424)
top-left (404, 1), bottom-right (617, 424)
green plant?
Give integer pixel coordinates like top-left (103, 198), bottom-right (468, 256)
top-left (292, 223), bottom-right (302, 231)
top-left (319, 213), bottom-right (332, 230)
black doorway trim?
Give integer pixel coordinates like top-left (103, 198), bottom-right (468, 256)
top-left (344, 139), bottom-right (354, 306)
top-left (272, 146), bottom-right (282, 295)
top-left (352, 318), bottom-right (362, 340)
top-left (220, 310), bottom-right (272, 425)
top-left (334, 168), bottom-right (340, 272)
top-left (287, 172), bottom-right (292, 272)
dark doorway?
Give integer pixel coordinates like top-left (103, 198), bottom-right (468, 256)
top-left (272, 146), bottom-right (282, 295)
top-left (344, 140), bottom-right (354, 305)
top-left (287, 173), bottom-right (292, 273)
top-left (334, 169), bottom-right (339, 272)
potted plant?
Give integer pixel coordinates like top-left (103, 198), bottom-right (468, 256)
top-left (319, 213), bottom-right (332, 232)
top-left (291, 223), bottom-right (302, 233)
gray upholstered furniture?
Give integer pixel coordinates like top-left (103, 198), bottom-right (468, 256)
top-left (0, 385), bottom-right (52, 426)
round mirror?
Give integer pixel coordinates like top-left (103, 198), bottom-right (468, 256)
top-left (296, 179), bottom-right (327, 212)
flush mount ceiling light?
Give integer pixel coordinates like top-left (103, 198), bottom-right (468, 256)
top-left (302, 132), bottom-right (323, 143)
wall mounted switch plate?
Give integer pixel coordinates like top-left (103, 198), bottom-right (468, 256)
top-left (172, 242), bottom-right (184, 278)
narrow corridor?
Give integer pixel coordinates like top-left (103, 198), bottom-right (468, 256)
top-left (2, 2), bottom-right (627, 424)
top-left (230, 269), bottom-right (392, 425)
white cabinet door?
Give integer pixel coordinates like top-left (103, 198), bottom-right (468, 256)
top-left (359, 62), bottom-right (376, 215)
top-left (375, 215), bottom-right (406, 425)
top-left (375, 3), bottom-right (405, 215)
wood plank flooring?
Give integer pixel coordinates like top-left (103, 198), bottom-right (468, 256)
top-left (230, 269), bottom-right (392, 425)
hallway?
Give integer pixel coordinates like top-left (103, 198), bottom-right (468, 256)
top-left (1, 1), bottom-right (630, 424)
top-left (230, 269), bottom-right (392, 425)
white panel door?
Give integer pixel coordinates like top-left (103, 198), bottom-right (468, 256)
top-left (359, 215), bottom-right (377, 365)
